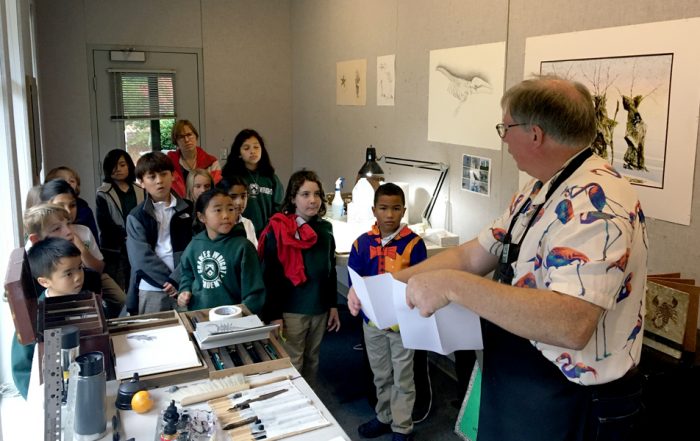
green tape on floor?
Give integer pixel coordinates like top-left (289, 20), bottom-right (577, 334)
top-left (455, 362), bottom-right (481, 441)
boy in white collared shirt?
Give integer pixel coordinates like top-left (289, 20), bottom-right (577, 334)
top-left (126, 151), bottom-right (193, 314)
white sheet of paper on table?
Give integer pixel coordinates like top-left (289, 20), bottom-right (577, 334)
top-left (391, 279), bottom-right (484, 355)
top-left (348, 267), bottom-right (398, 329)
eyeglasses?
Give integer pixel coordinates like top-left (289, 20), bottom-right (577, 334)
top-left (177, 132), bottom-right (196, 141)
top-left (496, 123), bottom-right (525, 138)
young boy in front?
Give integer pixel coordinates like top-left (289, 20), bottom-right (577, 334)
top-left (126, 151), bottom-right (193, 314)
top-left (347, 183), bottom-right (427, 441)
top-left (11, 237), bottom-right (87, 399)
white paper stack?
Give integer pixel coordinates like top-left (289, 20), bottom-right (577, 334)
top-left (348, 268), bottom-right (398, 329)
top-left (193, 315), bottom-right (279, 350)
top-left (392, 279), bottom-right (483, 355)
top-left (112, 325), bottom-right (202, 380)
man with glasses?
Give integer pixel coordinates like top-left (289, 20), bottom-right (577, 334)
top-left (394, 75), bottom-right (647, 441)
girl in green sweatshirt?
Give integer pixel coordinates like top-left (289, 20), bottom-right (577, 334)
top-left (177, 189), bottom-right (265, 313)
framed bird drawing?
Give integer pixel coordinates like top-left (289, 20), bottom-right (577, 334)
top-left (428, 41), bottom-right (505, 150)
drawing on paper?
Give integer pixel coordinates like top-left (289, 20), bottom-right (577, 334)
top-left (541, 54), bottom-right (672, 188)
top-left (377, 54), bottom-right (395, 106)
top-left (428, 42), bottom-right (506, 150)
top-left (461, 154), bottom-right (491, 196)
top-left (435, 66), bottom-right (492, 116)
top-left (524, 18), bottom-right (700, 226)
top-left (337, 59), bottom-right (367, 106)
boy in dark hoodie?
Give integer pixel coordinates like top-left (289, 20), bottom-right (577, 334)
top-left (126, 151), bottom-right (193, 314)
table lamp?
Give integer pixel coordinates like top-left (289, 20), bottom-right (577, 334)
top-left (358, 145), bottom-right (385, 177)
top-left (358, 145), bottom-right (449, 227)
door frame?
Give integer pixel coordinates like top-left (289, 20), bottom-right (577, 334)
top-left (86, 44), bottom-right (205, 186)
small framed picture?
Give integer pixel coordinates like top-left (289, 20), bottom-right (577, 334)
top-left (461, 154), bottom-right (491, 197)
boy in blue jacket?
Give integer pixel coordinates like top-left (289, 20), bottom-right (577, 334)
top-left (347, 183), bottom-right (427, 441)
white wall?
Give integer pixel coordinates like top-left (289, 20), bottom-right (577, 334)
top-left (0, 0), bottom-right (40, 387)
top-left (30, 0), bottom-right (700, 319)
top-left (33, 0), bottom-right (294, 206)
top-left (201, 0), bottom-right (292, 182)
top-left (292, 0), bottom-right (509, 240)
top-left (291, 0), bottom-right (700, 289)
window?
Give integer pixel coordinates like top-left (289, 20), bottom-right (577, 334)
top-left (109, 70), bottom-right (177, 162)
top-left (110, 70), bottom-right (175, 120)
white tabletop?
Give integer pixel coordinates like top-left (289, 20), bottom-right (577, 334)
top-left (112, 367), bottom-right (350, 441)
top-left (21, 355), bottom-right (350, 441)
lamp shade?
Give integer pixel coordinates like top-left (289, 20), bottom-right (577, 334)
top-left (358, 146), bottom-right (384, 177)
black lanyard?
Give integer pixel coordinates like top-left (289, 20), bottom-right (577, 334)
top-left (493, 148), bottom-right (593, 285)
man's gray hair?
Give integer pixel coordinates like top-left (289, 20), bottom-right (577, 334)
top-left (501, 75), bottom-right (596, 147)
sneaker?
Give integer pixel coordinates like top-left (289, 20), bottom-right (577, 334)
top-left (358, 417), bottom-right (392, 438)
top-left (392, 432), bottom-right (415, 441)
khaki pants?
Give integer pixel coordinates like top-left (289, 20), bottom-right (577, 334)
top-left (364, 322), bottom-right (415, 434)
top-left (281, 312), bottom-right (328, 383)
top-left (100, 273), bottom-right (126, 318)
top-left (138, 289), bottom-right (176, 315)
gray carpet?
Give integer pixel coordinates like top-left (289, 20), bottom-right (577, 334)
top-left (314, 306), bottom-right (464, 441)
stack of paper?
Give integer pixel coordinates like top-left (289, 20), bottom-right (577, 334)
top-left (349, 269), bottom-right (397, 329)
top-left (349, 267), bottom-right (483, 355)
top-left (112, 325), bottom-right (202, 380)
top-left (193, 315), bottom-right (279, 350)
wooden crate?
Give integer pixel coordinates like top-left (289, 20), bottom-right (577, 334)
top-left (38, 292), bottom-right (113, 379)
top-left (4, 247), bottom-right (113, 380)
top-left (179, 307), bottom-right (292, 379)
top-left (108, 310), bottom-right (210, 388)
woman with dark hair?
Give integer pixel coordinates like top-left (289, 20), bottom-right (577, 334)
top-left (168, 119), bottom-right (222, 198)
top-left (95, 149), bottom-right (145, 290)
top-left (222, 128), bottom-right (284, 237)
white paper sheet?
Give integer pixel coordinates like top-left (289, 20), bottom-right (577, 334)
top-left (348, 267), bottom-right (398, 329)
top-left (391, 279), bottom-right (483, 355)
top-left (112, 325), bottom-right (202, 380)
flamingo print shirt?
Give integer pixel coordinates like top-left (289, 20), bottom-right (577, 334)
top-left (477, 152), bottom-right (648, 385)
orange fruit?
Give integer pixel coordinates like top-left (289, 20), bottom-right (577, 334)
top-left (131, 390), bottom-right (154, 413)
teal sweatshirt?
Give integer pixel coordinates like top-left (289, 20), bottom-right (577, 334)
top-left (11, 335), bottom-right (35, 399)
top-left (261, 217), bottom-right (337, 321)
top-left (241, 171), bottom-right (284, 237)
top-left (11, 290), bottom-right (45, 399)
top-left (179, 223), bottom-right (266, 313)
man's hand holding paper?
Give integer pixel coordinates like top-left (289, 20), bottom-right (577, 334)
top-left (405, 270), bottom-right (453, 317)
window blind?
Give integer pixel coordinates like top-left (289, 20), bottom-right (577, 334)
top-left (110, 70), bottom-right (176, 120)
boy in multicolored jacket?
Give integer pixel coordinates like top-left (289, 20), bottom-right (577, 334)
top-left (347, 183), bottom-right (427, 441)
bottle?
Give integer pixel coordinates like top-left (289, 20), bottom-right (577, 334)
top-left (331, 177), bottom-right (345, 219)
top-left (160, 421), bottom-right (178, 441)
top-left (74, 352), bottom-right (107, 441)
top-left (163, 400), bottom-right (180, 426)
top-left (60, 325), bottom-right (80, 404)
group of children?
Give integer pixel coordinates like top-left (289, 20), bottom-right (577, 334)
top-left (12, 126), bottom-right (427, 441)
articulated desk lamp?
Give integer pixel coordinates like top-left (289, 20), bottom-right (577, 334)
top-left (358, 145), bottom-right (449, 227)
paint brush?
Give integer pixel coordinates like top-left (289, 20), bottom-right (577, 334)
top-left (222, 415), bottom-right (258, 431)
top-left (218, 397), bottom-right (311, 427)
top-left (209, 381), bottom-right (291, 409)
top-left (228, 388), bottom-right (288, 411)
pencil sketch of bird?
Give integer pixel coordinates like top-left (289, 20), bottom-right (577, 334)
top-left (436, 66), bottom-right (492, 115)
